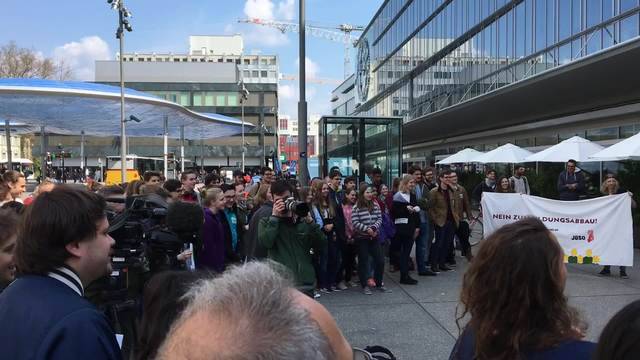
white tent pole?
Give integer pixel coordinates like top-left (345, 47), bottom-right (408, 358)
top-left (180, 125), bottom-right (185, 173)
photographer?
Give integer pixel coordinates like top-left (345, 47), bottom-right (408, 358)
top-left (258, 180), bottom-right (326, 295)
top-left (0, 186), bottom-right (122, 359)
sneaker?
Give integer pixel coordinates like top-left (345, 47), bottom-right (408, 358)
top-left (362, 286), bottom-right (373, 295)
top-left (330, 286), bottom-right (340, 292)
top-left (367, 278), bottom-right (377, 288)
top-left (418, 270), bottom-right (438, 276)
top-left (620, 271), bottom-right (629, 279)
top-left (336, 281), bottom-right (348, 291)
top-left (320, 288), bottom-right (331, 294)
top-left (347, 281), bottom-right (358, 288)
top-left (376, 286), bottom-right (393, 293)
top-left (430, 266), bottom-right (441, 274)
top-left (313, 291), bottom-right (321, 299)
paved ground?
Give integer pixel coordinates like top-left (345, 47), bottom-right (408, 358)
top-left (318, 250), bottom-right (640, 360)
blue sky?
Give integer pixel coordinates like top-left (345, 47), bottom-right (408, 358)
top-left (0, 0), bottom-right (382, 117)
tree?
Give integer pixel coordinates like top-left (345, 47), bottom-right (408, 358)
top-left (0, 41), bottom-right (73, 80)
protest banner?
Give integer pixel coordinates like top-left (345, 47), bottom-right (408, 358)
top-left (481, 193), bottom-right (633, 266)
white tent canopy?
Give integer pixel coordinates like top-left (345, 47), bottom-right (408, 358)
top-left (474, 143), bottom-right (533, 164)
top-left (436, 148), bottom-right (484, 164)
top-left (589, 132), bottom-right (640, 161)
top-left (525, 136), bottom-right (604, 162)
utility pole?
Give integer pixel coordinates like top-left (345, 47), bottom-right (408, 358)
top-left (108, 0), bottom-right (132, 184)
top-left (297, 0), bottom-right (310, 185)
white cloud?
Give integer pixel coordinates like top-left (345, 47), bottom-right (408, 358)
top-left (276, 0), bottom-right (295, 21)
top-left (244, 0), bottom-right (275, 20)
top-left (279, 84), bottom-right (295, 100)
top-left (238, 0), bottom-right (298, 47)
top-left (294, 57), bottom-right (320, 79)
top-left (52, 36), bottom-right (111, 81)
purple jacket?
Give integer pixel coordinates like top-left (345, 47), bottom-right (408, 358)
top-left (200, 207), bottom-right (226, 272)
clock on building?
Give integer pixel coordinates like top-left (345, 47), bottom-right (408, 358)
top-left (356, 38), bottom-right (370, 103)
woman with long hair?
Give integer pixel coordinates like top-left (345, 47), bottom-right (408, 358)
top-left (251, 183), bottom-right (272, 216)
top-left (311, 179), bottom-right (337, 292)
top-left (391, 175), bottom-right (420, 284)
top-left (451, 217), bottom-right (594, 360)
top-left (340, 188), bottom-right (358, 288)
top-left (352, 185), bottom-right (391, 295)
top-left (598, 173), bottom-right (636, 278)
top-left (495, 176), bottom-right (514, 193)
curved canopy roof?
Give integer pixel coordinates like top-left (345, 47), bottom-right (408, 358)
top-left (0, 78), bottom-right (252, 139)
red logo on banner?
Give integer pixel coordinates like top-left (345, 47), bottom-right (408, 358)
top-left (587, 230), bottom-right (594, 243)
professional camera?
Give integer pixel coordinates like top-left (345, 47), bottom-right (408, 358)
top-left (284, 197), bottom-right (310, 217)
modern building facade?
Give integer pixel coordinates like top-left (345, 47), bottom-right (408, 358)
top-left (92, 35), bottom-right (278, 168)
top-left (345, 0), bottom-right (640, 165)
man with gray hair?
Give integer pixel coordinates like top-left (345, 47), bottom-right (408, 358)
top-left (157, 261), bottom-right (352, 360)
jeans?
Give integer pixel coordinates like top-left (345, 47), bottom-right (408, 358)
top-left (397, 225), bottom-right (417, 278)
top-left (326, 237), bottom-right (342, 288)
top-left (415, 221), bottom-right (432, 272)
top-left (317, 240), bottom-right (329, 288)
top-left (340, 241), bottom-right (357, 283)
top-left (432, 220), bottom-right (456, 267)
top-left (357, 238), bottom-right (384, 288)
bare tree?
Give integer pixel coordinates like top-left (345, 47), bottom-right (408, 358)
top-left (0, 41), bottom-right (73, 80)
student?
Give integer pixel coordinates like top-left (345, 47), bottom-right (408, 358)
top-left (450, 217), bottom-right (594, 360)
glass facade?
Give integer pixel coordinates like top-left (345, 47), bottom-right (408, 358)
top-left (354, 0), bottom-right (640, 122)
top-left (319, 116), bottom-right (402, 186)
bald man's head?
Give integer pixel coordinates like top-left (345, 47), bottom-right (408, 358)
top-left (158, 262), bottom-right (351, 360)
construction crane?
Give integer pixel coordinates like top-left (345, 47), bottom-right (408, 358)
top-left (238, 18), bottom-right (365, 79)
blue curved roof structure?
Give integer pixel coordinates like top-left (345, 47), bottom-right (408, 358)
top-left (0, 78), bottom-right (252, 139)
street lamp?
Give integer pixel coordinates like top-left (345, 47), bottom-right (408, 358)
top-left (107, 0), bottom-right (133, 184)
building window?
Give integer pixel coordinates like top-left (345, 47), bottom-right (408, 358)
top-left (586, 127), bottom-right (618, 141)
top-left (179, 93), bottom-right (190, 106)
top-left (268, 71), bottom-right (277, 78)
top-left (252, 70), bottom-right (259, 77)
top-left (243, 59), bottom-right (250, 65)
top-left (227, 94), bottom-right (238, 106)
top-left (260, 58), bottom-right (268, 65)
top-left (226, 59), bottom-right (234, 63)
top-left (279, 118), bottom-right (288, 130)
top-left (269, 58), bottom-right (276, 65)
top-left (216, 94), bottom-right (226, 106)
top-left (620, 124), bottom-right (640, 138)
top-left (535, 135), bottom-right (558, 146)
top-left (261, 70), bottom-right (268, 77)
top-left (193, 93), bottom-right (203, 106)
top-left (204, 92), bottom-right (215, 106)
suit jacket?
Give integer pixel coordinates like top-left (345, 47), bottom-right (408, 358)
top-left (428, 186), bottom-right (461, 228)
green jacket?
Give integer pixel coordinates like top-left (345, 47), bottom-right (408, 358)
top-left (258, 216), bottom-right (326, 286)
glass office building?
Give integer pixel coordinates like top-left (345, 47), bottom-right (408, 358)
top-left (351, 0), bottom-right (640, 162)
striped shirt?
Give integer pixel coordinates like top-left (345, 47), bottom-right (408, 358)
top-left (351, 203), bottom-right (382, 237)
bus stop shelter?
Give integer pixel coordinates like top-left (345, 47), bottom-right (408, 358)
top-left (319, 116), bottom-right (402, 186)
top-left (0, 78), bottom-right (252, 179)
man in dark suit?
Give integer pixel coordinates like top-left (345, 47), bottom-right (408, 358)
top-left (0, 186), bottom-right (122, 359)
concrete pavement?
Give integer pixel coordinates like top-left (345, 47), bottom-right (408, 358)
top-left (318, 251), bottom-right (640, 360)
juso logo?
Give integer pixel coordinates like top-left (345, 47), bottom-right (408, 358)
top-left (587, 230), bottom-right (595, 243)
top-left (570, 234), bottom-right (586, 241)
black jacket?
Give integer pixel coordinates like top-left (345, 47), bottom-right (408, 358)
top-left (242, 201), bottom-right (273, 260)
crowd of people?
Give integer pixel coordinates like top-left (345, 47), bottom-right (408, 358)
top-left (0, 163), bottom-right (638, 359)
